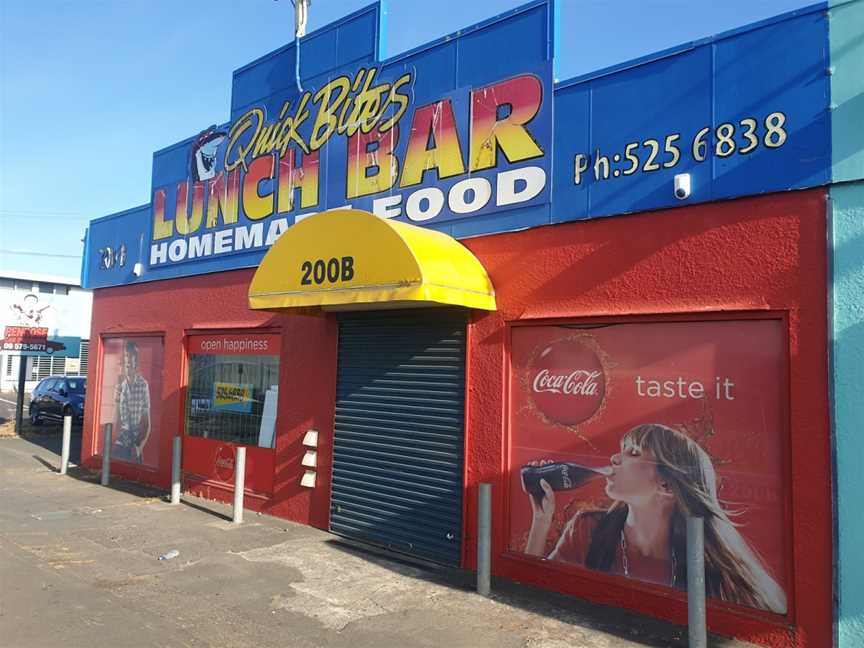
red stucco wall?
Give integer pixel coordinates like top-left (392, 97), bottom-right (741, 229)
top-left (83, 188), bottom-right (831, 647)
top-left (460, 189), bottom-right (831, 647)
top-left (82, 271), bottom-right (339, 530)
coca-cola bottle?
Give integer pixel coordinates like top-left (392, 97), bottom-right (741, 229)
top-left (521, 462), bottom-right (610, 505)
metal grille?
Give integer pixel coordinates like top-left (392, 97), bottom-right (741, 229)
top-left (185, 353), bottom-right (280, 445)
top-left (53, 357), bottom-right (66, 376)
top-left (5, 355), bottom-right (12, 377)
top-left (34, 357), bottom-right (51, 380)
top-left (330, 309), bottom-right (467, 566)
top-left (79, 340), bottom-right (90, 376)
top-left (32, 355), bottom-right (68, 379)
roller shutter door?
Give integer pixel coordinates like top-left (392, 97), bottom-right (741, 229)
top-left (330, 309), bottom-right (467, 566)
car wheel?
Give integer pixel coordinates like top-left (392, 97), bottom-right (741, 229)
top-left (29, 407), bottom-right (42, 426)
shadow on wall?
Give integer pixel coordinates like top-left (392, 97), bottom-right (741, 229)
top-left (833, 224), bottom-right (864, 646)
top-left (831, 175), bottom-right (864, 646)
top-left (833, 90), bottom-right (864, 173)
top-left (268, 311), bottom-right (337, 529)
top-left (471, 190), bottom-right (823, 323)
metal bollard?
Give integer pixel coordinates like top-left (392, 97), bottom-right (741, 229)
top-left (232, 446), bottom-right (246, 524)
top-left (60, 415), bottom-right (72, 475)
top-left (170, 436), bottom-right (182, 505)
top-left (687, 516), bottom-right (707, 648)
top-left (477, 483), bottom-right (492, 596)
top-left (101, 423), bottom-right (112, 486)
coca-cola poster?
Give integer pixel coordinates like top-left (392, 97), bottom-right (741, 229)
top-left (508, 319), bottom-right (788, 615)
top-left (98, 336), bottom-right (164, 470)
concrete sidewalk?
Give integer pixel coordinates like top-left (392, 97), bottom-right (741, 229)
top-left (0, 435), bottom-right (753, 648)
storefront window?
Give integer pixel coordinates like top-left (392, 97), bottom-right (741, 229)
top-left (185, 333), bottom-right (280, 447)
top-left (98, 336), bottom-right (164, 469)
top-left (508, 319), bottom-right (788, 615)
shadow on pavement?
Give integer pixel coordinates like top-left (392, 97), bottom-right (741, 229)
top-left (31, 454), bottom-right (60, 472)
top-left (180, 497), bottom-right (234, 523)
top-left (43, 461), bottom-right (168, 500)
top-left (18, 425), bottom-right (83, 462)
top-left (6, 437), bottom-right (750, 648)
top-left (323, 534), bottom-right (745, 648)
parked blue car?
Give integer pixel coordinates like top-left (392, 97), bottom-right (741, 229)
top-left (29, 376), bottom-right (87, 425)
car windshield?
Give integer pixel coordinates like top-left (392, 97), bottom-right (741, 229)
top-left (66, 380), bottom-right (86, 394)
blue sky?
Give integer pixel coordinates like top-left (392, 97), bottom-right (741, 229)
top-left (0, 0), bottom-right (815, 278)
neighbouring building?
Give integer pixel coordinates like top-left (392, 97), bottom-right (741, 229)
top-left (0, 270), bottom-right (92, 392)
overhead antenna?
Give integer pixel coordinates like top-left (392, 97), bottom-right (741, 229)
top-left (291, 0), bottom-right (311, 94)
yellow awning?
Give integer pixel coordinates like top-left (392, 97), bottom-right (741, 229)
top-left (248, 209), bottom-right (496, 311)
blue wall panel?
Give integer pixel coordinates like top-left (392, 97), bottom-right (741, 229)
top-left (83, 205), bottom-right (153, 287)
top-left (456, 5), bottom-right (549, 88)
top-left (386, 44), bottom-right (457, 104)
top-left (151, 138), bottom-right (197, 191)
top-left (230, 5), bottom-right (380, 119)
top-left (550, 6), bottom-right (829, 224)
top-left (712, 10), bottom-right (830, 197)
top-left (550, 83), bottom-right (589, 221)
top-left (83, 1), bottom-right (832, 291)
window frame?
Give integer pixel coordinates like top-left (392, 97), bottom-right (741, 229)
top-left (182, 329), bottom-right (282, 449)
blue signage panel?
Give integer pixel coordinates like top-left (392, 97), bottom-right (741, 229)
top-left (551, 6), bottom-right (831, 222)
top-left (3, 336), bottom-right (81, 358)
top-left (82, 1), bottom-right (831, 291)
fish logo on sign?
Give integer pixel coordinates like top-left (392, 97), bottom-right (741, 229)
top-left (191, 128), bottom-right (227, 182)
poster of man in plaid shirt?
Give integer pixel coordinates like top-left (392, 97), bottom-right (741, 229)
top-left (113, 341), bottom-right (151, 463)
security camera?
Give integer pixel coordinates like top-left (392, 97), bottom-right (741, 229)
top-left (674, 173), bottom-right (691, 200)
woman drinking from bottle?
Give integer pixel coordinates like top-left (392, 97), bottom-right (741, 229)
top-left (523, 423), bottom-right (787, 614)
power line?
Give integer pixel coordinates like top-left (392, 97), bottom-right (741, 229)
top-left (0, 212), bottom-right (91, 221)
top-left (0, 208), bottom-right (86, 215)
top-left (0, 249), bottom-right (81, 259)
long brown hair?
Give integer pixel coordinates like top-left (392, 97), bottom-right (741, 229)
top-left (585, 423), bottom-right (787, 614)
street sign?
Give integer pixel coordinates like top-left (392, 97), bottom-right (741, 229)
top-left (1, 326), bottom-right (81, 357)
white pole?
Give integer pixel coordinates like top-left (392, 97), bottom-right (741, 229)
top-left (101, 423), bottom-right (112, 486)
top-left (687, 516), bottom-right (707, 648)
top-left (232, 447), bottom-right (246, 524)
top-left (59, 414), bottom-right (72, 475)
top-left (477, 483), bottom-right (492, 596)
top-left (170, 436), bottom-right (182, 505)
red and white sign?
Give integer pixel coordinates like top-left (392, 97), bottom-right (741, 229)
top-left (509, 319), bottom-right (788, 616)
top-left (188, 332), bottom-right (280, 356)
top-left (529, 338), bottom-right (605, 426)
top-left (214, 444), bottom-right (236, 482)
top-left (1, 326), bottom-right (50, 352)
top-left (4, 326), bottom-right (48, 341)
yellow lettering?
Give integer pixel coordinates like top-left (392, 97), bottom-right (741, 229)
top-left (310, 76), bottom-right (351, 150)
top-left (252, 122), bottom-right (280, 158)
top-left (175, 181), bottom-right (205, 235)
top-left (206, 170), bottom-right (241, 228)
top-left (225, 108), bottom-right (263, 172)
top-left (152, 189), bottom-right (173, 240)
top-left (276, 93), bottom-right (312, 156)
top-left (379, 74), bottom-right (412, 133)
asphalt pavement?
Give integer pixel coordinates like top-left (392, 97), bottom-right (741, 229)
top-left (0, 434), bottom-right (756, 648)
top-left (0, 389), bottom-right (26, 426)
top-left (0, 389), bottom-right (83, 461)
